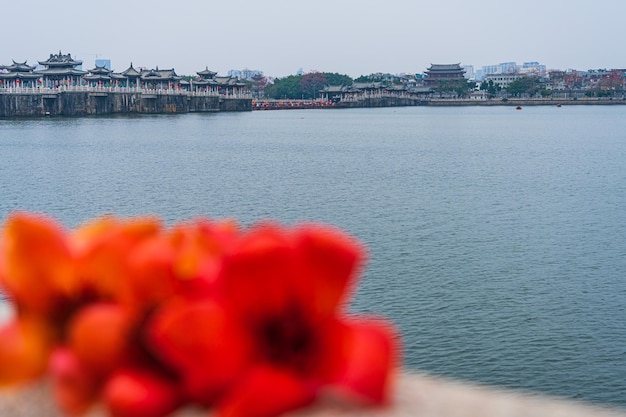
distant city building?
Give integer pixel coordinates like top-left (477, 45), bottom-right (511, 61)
top-left (462, 65), bottom-right (475, 80)
top-left (474, 61), bottom-right (548, 81)
top-left (484, 73), bottom-right (522, 88)
top-left (228, 68), bottom-right (263, 80)
top-left (498, 62), bottom-right (518, 74)
top-left (520, 61), bottom-right (547, 77)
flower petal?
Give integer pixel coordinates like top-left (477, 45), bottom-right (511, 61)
top-left (219, 224), bottom-right (295, 322)
top-left (49, 347), bottom-right (101, 415)
top-left (218, 365), bottom-right (315, 417)
top-left (72, 216), bottom-right (162, 302)
top-left (103, 368), bottom-right (181, 417)
top-left (0, 212), bottom-right (75, 314)
top-left (0, 317), bottom-right (54, 386)
top-left (293, 225), bottom-right (365, 320)
top-left (67, 303), bottom-right (133, 376)
top-left (146, 301), bottom-right (250, 404)
top-left (331, 318), bottom-right (399, 405)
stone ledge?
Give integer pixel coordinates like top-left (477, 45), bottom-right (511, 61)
top-left (1, 373), bottom-right (625, 417)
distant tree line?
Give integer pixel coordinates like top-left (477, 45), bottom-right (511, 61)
top-left (264, 72), bottom-right (353, 99)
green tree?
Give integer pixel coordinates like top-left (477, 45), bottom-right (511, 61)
top-left (434, 78), bottom-right (474, 98)
top-left (264, 75), bottom-right (303, 99)
top-left (324, 73), bottom-right (353, 86)
top-left (264, 72), bottom-right (354, 99)
top-left (481, 80), bottom-right (501, 97)
top-left (354, 73), bottom-right (383, 83)
top-left (506, 76), bottom-right (540, 97)
top-left (300, 72), bottom-right (328, 99)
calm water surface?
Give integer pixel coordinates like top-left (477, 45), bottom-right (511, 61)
top-left (1, 106), bottom-right (625, 407)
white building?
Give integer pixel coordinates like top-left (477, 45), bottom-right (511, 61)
top-left (462, 65), bottom-right (475, 80)
top-left (484, 73), bottom-right (522, 88)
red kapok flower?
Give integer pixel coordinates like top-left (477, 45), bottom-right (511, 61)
top-left (0, 213), bottom-right (400, 417)
top-left (212, 223), bottom-right (399, 417)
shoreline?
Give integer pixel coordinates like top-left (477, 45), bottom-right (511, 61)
top-left (425, 97), bottom-right (626, 106)
top-left (2, 92), bottom-right (625, 118)
top-left (253, 97), bottom-right (626, 111)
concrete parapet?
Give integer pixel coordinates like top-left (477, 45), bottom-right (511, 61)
top-left (1, 373), bottom-right (624, 417)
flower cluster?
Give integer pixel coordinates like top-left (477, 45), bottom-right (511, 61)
top-left (0, 212), bottom-right (399, 417)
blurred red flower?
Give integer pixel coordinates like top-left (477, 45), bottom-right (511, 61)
top-left (0, 212), bottom-right (399, 417)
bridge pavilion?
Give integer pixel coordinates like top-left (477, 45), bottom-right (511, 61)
top-left (0, 61), bottom-right (40, 88)
top-left (36, 51), bottom-right (87, 88)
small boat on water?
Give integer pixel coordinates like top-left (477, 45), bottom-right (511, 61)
top-left (516, 106), bottom-right (522, 110)
top-left (557, 103), bottom-right (562, 108)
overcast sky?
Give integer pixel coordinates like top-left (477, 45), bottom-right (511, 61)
top-left (2, 0), bottom-right (625, 78)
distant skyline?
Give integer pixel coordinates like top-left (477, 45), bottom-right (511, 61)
top-left (2, 0), bottom-right (625, 78)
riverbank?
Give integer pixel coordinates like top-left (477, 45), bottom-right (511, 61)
top-left (426, 97), bottom-right (626, 106)
top-left (252, 96), bottom-right (626, 111)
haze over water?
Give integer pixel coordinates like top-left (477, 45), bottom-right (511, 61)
top-left (1, 106), bottom-right (625, 407)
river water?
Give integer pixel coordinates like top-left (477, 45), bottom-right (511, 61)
top-left (1, 106), bottom-right (625, 407)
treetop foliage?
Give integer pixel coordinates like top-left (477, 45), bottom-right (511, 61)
top-left (264, 72), bottom-right (353, 99)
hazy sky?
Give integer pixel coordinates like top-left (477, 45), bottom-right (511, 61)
top-left (2, 0), bottom-right (625, 78)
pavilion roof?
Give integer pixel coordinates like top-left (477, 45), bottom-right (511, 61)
top-left (321, 85), bottom-right (348, 93)
top-left (352, 82), bottom-right (383, 90)
top-left (407, 86), bottom-right (433, 93)
top-left (38, 51), bottom-right (82, 68)
top-left (122, 63), bottom-right (141, 77)
top-left (197, 67), bottom-right (217, 78)
top-left (427, 63), bottom-right (464, 71)
top-left (385, 85), bottom-right (406, 91)
top-left (140, 68), bottom-right (180, 81)
top-left (35, 67), bottom-right (88, 76)
top-left (0, 72), bottom-right (41, 80)
top-left (214, 76), bottom-right (240, 86)
top-left (0, 60), bottom-right (36, 73)
top-left (192, 78), bottom-right (218, 86)
top-left (88, 65), bottom-right (112, 75)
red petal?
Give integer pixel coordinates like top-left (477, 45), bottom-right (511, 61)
top-left (146, 301), bottom-right (250, 404)
top-left (124, 237), bottom-right (177, 309)
top-left (1, 212), bottom-right (75, 314)
top-left (67, 303), bottom-right (133, 376)
top-left (49, 347), bottom-right (101, 415)
top-left (0, 317), bottom-right (54, 386)
top-left (103, 368), bottom-right (181, 417)
top-left (218, 365), bottom-right (315, 417)
top-left (293, 225), bottom-right (365, 321)
top-left (331, 318), bottom-right (399, 405)
top-left (72, 216), bottom-right (161, 302)
top-left (219, 224), bottom-right (295, 321)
